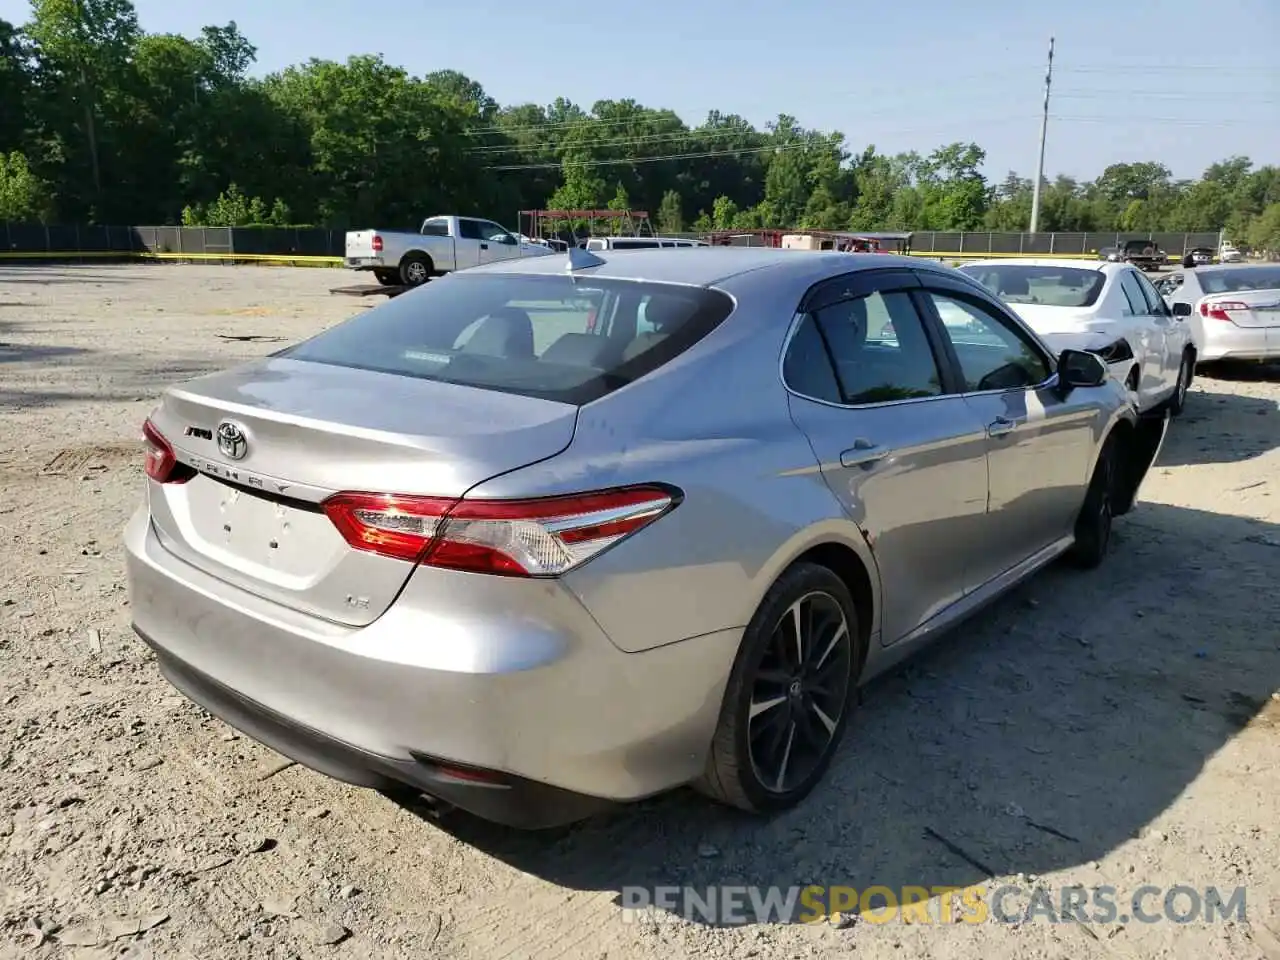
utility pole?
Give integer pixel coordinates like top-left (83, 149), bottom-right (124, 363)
top-left (1029, 36), bottom-right (1054, 234)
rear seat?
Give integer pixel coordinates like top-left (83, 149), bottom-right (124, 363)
top-left (540, 333), bottom-right (609, 367)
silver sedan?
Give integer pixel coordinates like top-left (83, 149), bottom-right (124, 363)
top-left (1155, 263), bottom-right (1280, 365)
top-left (125, 248), bottom-right (1167, 828)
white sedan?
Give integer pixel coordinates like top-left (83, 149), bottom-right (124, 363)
top-left (956, 258), bottom-right (1196, 416)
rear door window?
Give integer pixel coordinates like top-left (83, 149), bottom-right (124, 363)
top-left (457, 219), bottom-right (485, 241)
top-left (807, 290), bottom-right (945, 404)
top-left (283, 274), bottom-right (735, 405)
top-left (1118, 271), bottom-right (1154, 316)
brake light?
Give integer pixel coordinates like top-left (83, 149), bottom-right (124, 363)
top-left (321, 485), bottom-right (678, 575)
top-left (1200, 300), bottom-right (1247, 322)
top-left (141, 419), bottom-right (193, 484)
top-left (371, 234), bottom-right (383, 253)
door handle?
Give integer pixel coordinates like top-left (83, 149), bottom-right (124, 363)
top-left (987, 417), bottom-right (1017, 438)
top-left (840, 438), bottom-right (884, 468)
top-left (480, 243), bottom-right (489, 250)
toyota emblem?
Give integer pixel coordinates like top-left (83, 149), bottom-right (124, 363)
top-left (216, 420), bottom-right (249, 461)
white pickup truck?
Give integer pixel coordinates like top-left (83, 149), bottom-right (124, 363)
top-left (344, 215), bottom-right (556, 286)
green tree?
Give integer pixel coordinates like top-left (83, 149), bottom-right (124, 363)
top-left (1245, 203), bottom-right (1280, 252)
top-left (657, 189), bottom-right (683, 233)
top-left (25, 0), bottom-right (141, 215)
top-left (0, 151), bottom-right (55, 221)
top-left (0, 18), bottom-right (35, 155)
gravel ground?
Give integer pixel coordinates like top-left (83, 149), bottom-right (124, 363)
top-left (2, 263), bottom-right (1279, 960)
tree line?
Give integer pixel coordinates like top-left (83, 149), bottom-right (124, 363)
top-left (1, 1), bottom-right (1278, 250)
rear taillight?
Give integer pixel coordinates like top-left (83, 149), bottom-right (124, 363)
top-left (1200, 300), bottom-right (1247, 322)
top-left (321, 485), bottom-right (678, 576)
top-left (371, 234), bottom-right (384, 253)
top-left (141, 419), bottom-right (193, 484)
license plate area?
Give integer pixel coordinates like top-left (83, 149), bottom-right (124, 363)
top-left (182, 476), bottom-right (345, 585)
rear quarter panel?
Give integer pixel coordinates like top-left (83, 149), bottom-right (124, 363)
top-left (465, 270), bottom-right (882, 653)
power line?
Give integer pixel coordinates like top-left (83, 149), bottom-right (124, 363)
top-left (465, 92), bottom-right (1273, 156)
top-left (484, 118), bottom-right (1033, 171)
top-left (1055, 91), bottom-right (1277, 101)
top-left (1057, 63), bottom-right (1275, 74)
top-left (1052, 115), bottom-right (1265, 126)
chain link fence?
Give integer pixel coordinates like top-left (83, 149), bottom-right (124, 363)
top-left (0, 223), bottom-right (1223, 262)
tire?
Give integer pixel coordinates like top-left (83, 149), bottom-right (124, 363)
top-left (373, 269), bottom-right (399, 286)
top-left (398, 254), bottom-right (432, 286)
top-left (1167, 349), bottom-right (1193, 416)
top-left (695, 562), bottom-right (862, 814)
top-left (1066, 435), bottom-right (1116, 570)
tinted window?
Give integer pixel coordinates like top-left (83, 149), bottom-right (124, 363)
top-left (1118, 271), bottom-right (1154, 316)
top-left (283, 274), bottom-right (734, 405)
top-left (457, 219), bottom-right (484, 241)
top-left (810, 291), bottom-right (943, 404)
top-left (421, 218), bottom-right (449, 237)
top-left (958, 264), bottom-right (1106, 308)
top-left (610, 239), bottom-right (662, 249)
top-left (782, 315), bottom-right (842, 404)
top-left (925, 291), bottom-right (1052, 392)
top-left (1199, 266), bottom-right (1280, 293)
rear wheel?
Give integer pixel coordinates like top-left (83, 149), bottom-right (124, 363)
top-left (695, 562), bottom-right (861, 814)
top-left (1067, 435), bottom-right (1116, 569)
top-left (373, 269), bottom-right (399, 286)
top-left (1167, 349), bottom-right (1193, 416)
top-left (398, 254), bottom-right (432, 286)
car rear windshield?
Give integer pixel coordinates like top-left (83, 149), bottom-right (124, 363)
top-left (1199, 266), bottom-right (1280, 293)
top-left (282, 273), bottom-right (735, 405)
top-left (958, 264), bottom-right (1106, 307)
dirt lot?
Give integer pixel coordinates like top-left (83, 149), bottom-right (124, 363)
top-left (2, 263), bottom-right (1279, 960)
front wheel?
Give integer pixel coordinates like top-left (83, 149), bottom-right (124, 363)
top-left (695, 562), bottom-right (862, 814)
top-left (1066, 436), bottom-right (1116, 569)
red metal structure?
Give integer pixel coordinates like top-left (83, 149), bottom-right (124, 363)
top-left (519, 210), bottom-right (653, 246)
top-left (704, 229), bottom-right (913, 254)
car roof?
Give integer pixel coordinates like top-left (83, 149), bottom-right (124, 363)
top-left (465, 247), bottom-right (926, 287)
top-left (959, 258), bottom-right (1111, 272)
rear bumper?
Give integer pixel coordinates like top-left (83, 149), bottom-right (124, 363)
top-left (124, 507), bottom-right (741, 825)
top-left (138, 632), bottom-right (607, 828)
top-left (1199, 324), bottom-right (1279, 362)
top-left (344, 257), bottom-right (385, 270)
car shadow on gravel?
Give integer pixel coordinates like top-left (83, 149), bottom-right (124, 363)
top-left (407, 503), bottom-right (1280, 927)
top-left (1156, 387), bottom-right (1278, 466)
top-left (1198, 360), bottom-right (1280, 384)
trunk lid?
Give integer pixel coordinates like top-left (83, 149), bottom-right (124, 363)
top-left (146, 357), bottom-right (578, 625)
top-left (1205, 288), bottom-right (1280, 328)
top-left (1004, 305), bottom-right (1107, 336)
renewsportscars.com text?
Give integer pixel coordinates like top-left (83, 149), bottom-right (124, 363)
top-left (619, 883), bottom-right (1248, 926)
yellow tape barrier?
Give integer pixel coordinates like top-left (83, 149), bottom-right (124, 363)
top-left (0, 250), bottom-right (1170, 265)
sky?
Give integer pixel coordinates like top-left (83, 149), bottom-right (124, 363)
top-left (4, 0), bottom-right (1277, 182)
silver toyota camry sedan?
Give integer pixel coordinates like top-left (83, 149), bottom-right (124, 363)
top-left (125, 248), bottom-right (1167, 828)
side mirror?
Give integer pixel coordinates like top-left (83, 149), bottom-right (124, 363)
top-left (1171, 301), bottom-right (1192, 317)
top-left (1058, 349), bottom-right (1108, 389)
